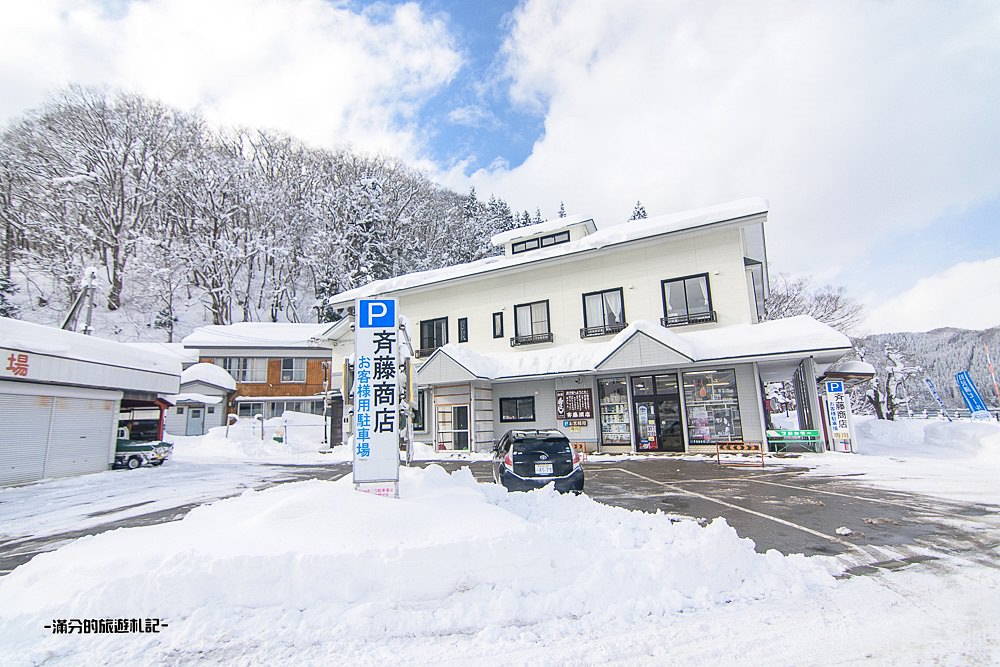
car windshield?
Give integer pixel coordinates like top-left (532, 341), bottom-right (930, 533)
top-left (513, 438), bottom-right (572, 458)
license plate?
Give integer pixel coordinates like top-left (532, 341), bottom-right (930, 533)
top-left (535, 463), bottom-right (554, 475)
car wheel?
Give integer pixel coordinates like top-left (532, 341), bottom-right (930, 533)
top-left (126, 456), bottom-right (143, 470)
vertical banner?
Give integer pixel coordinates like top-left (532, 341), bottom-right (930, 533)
top-left (955, 371), bottom-right (990, 419)
top-left (353, 298), bottom-right (400, 485)
top-left (824, 380), bottom-right (854, 453)
top-left (923, 377), bottom-right (952, 420)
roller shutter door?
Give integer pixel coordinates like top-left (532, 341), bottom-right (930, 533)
top-left (44, 396), bottom-right (117, 479)
top-left (0, 393), bottom-right (52, 486)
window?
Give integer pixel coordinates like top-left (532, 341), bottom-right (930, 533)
top-left (176, 407), bottom-right (184, 415)
top-left (661, 274), bottom-right (715, 326)
top-left (281, 358), bottom-right (306, 383)
top-left (418, 317), bottom-right (448, 356)
top-left (581, 288), bottom-right (626, 337)
top-left (511, 231), bottom-right (571, 254)
top-left (221, 357), bottom-right (266, 383)
top-left (207, 407), bottom-right (215, 414)
top-left (458, 317), bottom-right (469, 343)
top-left (413, 389), bottom-right (427, 432)
top-left (512, 300), bottom-right (552, 346)
top-left (683, 369), bottom-right (743, 444)
top-left (500, 396), bottom-right (535, 422)
top-left (236, 401), bottom-right (264, 417)
top-left (492, 312), bottom-right (504, 338)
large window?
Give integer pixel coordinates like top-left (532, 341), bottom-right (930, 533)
top-left (236, 401), bottom-right (265, 417)
top-left (581, 288), bottom-right (626, 337)
top-left (661, 274), bottom-right (715, 326)
top-left (683, 369), bottom-right (743, 444)
top-left (221, 357), bottom-right (266, 383)
top-left (512, 300), bottom-right (552, 346)
top-left (280, 358), bottom-right (306, 383)
top-left (500, 396), bottom-right (536, 422)
top-left (418, 317), bottom-right (448, 356)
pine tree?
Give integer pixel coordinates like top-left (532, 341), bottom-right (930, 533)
top-left (630, 201), bottom-right (648, 220)
top-left (0, 273), bottom-right (17, 318)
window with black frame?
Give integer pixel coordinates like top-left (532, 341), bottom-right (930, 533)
top-left (661, 274), bottom-right (715, 326)
top-left (581, 288), bottom-right (626, 337)
top-left (492, 312), bottom-right (504, 338)
top-left (458, 317), bottom-right (468, 343)
top-left (512, 301), bottom-right (552, 346)
top-left (418, 317), bottom-right (448, 356)
top-left (500, 396), bottom-right (535, 422)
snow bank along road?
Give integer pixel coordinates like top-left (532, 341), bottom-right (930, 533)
top-left (2, 457), bottom-right (996, 577)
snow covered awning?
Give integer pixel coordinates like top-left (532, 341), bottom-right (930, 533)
top-left (181, 362), bottom-right (237, 391)
top-left (416, 316), bottom-right (850, 384)
top-left (170, 393), bottom-right (224, 405)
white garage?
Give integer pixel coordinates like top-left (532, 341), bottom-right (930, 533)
top-left (0, 318), bottom-right (181, 487)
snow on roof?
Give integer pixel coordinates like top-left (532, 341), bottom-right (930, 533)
top-left (423, 315), bottom-right (848, 381)
top-left (181, 362), bottom-right (237, 391)
top-left (0, 317), bottom-right (180, 376)
top-left (830, 360), bottom-right (877, 375)
top-left (489, 214), bottom-right (596, 246)
top-left (125, 342), bottom-right (200, 365)
top-left (170, 392), bottom-right (224, 405)
top-left (330, 197), bottom-right (768, 304)
top-left (182, 323), bottom-right (330, 349)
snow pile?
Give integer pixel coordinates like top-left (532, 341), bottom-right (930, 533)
top-left (798, 416), bottom-right (1000, 504)
top-left (0, 466), bottom-right (832, 664)
top-left (180, 362), bottom-right (237, 390)
top-left (170, 413), bottom-right (349, 464)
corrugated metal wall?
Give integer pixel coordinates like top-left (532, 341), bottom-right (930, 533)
top-left (0, 383), bottom-right (118, 486)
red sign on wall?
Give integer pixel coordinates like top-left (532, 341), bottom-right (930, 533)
top-left (5, 352), bottom-right (29, 377)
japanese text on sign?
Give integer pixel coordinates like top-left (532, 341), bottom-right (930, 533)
top-left (353, 299), bottom-right (400, 484)
top-left (5, 352), bottom-right (29, 377)
top-left (555, 388), bottom-right (593, 419)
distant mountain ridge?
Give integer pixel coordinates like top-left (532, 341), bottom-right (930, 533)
top-left (849, 325), bottom-right (1000, 410)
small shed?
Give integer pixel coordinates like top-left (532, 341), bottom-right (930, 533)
top-left (0, 318), bottom-right (181, 486)
top-left (163, 362), bottom-right (237, 436)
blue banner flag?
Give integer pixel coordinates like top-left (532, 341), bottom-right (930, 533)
top-left (955, 371), bottom-right (989, 415)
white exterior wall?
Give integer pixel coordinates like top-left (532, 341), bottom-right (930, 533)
top-left (493, 377), bottom-right (600, 450)
top-left (389, 226), bottom-right (751, 356)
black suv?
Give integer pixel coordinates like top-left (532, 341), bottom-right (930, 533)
top-left (492, 429), bottom-right (584, 493)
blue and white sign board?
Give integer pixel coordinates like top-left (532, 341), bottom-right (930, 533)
top-left (923, 377), bottom-right (951, 419)
top-left (955, 371), bottom-right (990, 419)
top-left (353, 299), bottom-right (400, 487)
top-left (824, 380), bottom-right (855, 453)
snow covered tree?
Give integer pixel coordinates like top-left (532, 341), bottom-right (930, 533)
top-left (557, 201), bottom-right (566, 218)
top-left (764, 272), bottom-right (863, 333)
top-left (0, 273), bottom-right (17, 317)
top-left (630, 201), bottom-right (647, 220)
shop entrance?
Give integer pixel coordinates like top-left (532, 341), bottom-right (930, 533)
top-left (631, 374), bottom-right (684, 452)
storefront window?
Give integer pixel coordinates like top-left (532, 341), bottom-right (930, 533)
top-left (598, 378), bottom-right (631, 447)
top-left (683, 369), bottom-right (743, 444)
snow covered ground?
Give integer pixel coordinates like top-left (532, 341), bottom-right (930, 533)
top-left (0, 417), bottom-right (998, 665)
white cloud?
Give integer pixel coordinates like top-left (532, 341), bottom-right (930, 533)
top-left (0, 0), bottom-right (461, 159)
top-left (864, 257), bottom-right (1000, 333)
top-left (458, 0), bottom-right (1000, 282)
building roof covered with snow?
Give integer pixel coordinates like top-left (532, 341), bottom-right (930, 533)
top-left (181, 362), bottom-right (238, 391)
top-left (329, 197), bottom-right (768, 305)
top-left (182, 323), bottom-right (330, 350)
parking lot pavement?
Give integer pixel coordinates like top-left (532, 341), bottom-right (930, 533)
top-left (3, 457), bottom-right (997, 576)
top-left (447, 458), bottom-right (1000, 572)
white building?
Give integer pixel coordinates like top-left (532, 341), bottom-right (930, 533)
top-left (0, 318), bottom-right (181, 486)
top-left (322, 198), bottom-right (852, 454)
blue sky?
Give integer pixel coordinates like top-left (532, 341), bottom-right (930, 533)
top-left (2, 0), bottom-right (1000, 333)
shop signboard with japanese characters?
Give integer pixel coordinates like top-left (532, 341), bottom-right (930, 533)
top-left (555, 389), bottom-right (593, 420)
top-left (353, 298), bottom-right (400, 484)
top-left (824, 381), bottom-right (855, 453)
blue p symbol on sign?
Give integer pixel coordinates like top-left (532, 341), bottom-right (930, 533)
top-left (826, 381), bottom-right (843, 393)
top-left (358, 299), bottom-right (395, 328)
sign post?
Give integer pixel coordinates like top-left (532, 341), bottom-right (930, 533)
top-left (824, 380), bottom-right (855, 453)
top-left (353, 298), bottom-right (401, 497)
top-left (955, 371), bottom-right (991, 420)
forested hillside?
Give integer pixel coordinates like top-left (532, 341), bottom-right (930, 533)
top-left (0, 87), bottom-right (536, 341)
top-left (849, 327), bottom-right (1000, 411)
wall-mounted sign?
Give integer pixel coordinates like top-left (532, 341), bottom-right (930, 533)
top-left (556, 388), bottom-right (593, 419)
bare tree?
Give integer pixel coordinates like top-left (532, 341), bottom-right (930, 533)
top-left (764, 272), bottom-right (863, 332)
